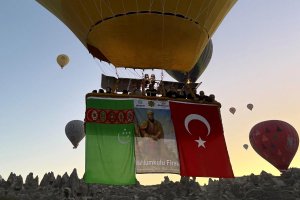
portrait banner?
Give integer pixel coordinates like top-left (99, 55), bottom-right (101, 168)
top-left (134, 99), bottom-right (180, 174)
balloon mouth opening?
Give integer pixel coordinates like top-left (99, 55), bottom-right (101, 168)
top-left (90, 10), bottom-right (202, 29)
top-left (87, 12), bottom-right (209, 71)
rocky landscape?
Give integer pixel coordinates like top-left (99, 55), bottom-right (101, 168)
top-left (1, 168), bottom-right (300, 200)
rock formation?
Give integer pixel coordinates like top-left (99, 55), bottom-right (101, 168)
top-left (1, 168), bottom-right (300, 199)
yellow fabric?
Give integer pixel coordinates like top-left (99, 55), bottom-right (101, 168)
top-left (37, 0), bottom-right (237, 72)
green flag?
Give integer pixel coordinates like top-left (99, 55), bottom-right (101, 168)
top-left (84, 97), bottom-right (136, 185)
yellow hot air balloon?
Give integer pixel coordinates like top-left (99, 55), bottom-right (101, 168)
top-left (57, 54), bottom-right (69, 69)
top-left (37, 0), bottom-right (237, 72)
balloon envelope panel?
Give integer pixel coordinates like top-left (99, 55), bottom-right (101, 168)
top-left (249, 120), bottom-right (299, 172)
top-left (165, 39), bottom-right (213, 82)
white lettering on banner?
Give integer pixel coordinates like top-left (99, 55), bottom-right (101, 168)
top-left (166, 160), bottom-right (179, 166)
top-left (136, 159), bottom-right (179, 167)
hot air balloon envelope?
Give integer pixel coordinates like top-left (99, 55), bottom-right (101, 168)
top-left (166, 39), bottom-right (213, 83)
top-left (229, 107), bottom-right (236, 115)
top-left (243, 144), bottom-right (248, 150)
top-left (57, 54), bottom-right (69, 69)
top-left (65, 120), bottom-right (85, 149)
top-left (249, 120), bottom-right (299, 172)
top-left (37, 0), bottom-right (237, 72)
top-left (247, 103), bottom-right (254, 111)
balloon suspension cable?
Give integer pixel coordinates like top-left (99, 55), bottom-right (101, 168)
top-left (160, 70), bottom-right (166, 97)
top-left (141, 69), bottom-right (145, 82)
top-left (93, 59), bottom-right (106, 75)
top-left (115, 67), bottom-right (119, 79)
top-left (141, 69), bottom-right (145, 89)
top-left (112, 67), bottom-right (120, 93)
top-left (186, 72), bottom-right (191, 84)
top-left (137, 69), bottom-right (143, 79)
top-left (196, 82), bottom-right (202, 89)
top-left (141, 69), bottom-right (146, 95)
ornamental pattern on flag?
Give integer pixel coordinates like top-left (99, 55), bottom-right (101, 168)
top-left (85, 108), bottom-right (135, 124)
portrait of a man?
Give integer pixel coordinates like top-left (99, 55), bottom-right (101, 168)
top-left (139, 110), bottom-right (164, 141)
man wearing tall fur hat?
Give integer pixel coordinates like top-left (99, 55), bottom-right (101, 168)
top-left (139, 110), bottom-right (164, 140)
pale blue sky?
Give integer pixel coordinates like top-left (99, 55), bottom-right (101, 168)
top-left (1, 1), bottom-right (300, 185)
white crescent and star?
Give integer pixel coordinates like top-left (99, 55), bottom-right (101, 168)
top-left (117, 128), bottom-right (131, 144)
top-left (184, 114), bottom-right (211, 148)
top-left (195, 137), bottom-right (206, 148)
top-left (184, 114), bottom-right (211, 136)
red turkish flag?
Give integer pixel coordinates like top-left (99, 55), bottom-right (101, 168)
top-left (169, 101), bottom-right (234, 178)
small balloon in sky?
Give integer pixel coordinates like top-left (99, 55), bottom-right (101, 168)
top-left (249, 120), bottom-right (299, 172)
top-left (247, 103), bottom-right (254, 111)
top-left (243, 144), bottom-right (248, 150)
top-left (229, 107), bottom-right (236, 115)
top-left (65, 120), bottom-right (85, 149)
top-left (57, 54), bottom-right (69, 69)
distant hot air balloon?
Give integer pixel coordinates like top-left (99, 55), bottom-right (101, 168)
top-left (166, 39), bottom-right (213, 83)
top-left (243, 144), bottom-right (249, 150)
top-left (247, 103), bottom-right (254, 111)
top-left (57, 54), bottom-right (69, 69)
top-left (229, 107), bottom-right (236, 115)
top-left (249, 120), bottom-right (299, 172)
top-left (37, 0), bottom-right (237, 72)
top-left (65, 120), bottom-right (85, 149)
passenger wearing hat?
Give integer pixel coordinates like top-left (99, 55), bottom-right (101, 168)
top-left (139, 110), bottom-right (164, 140)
